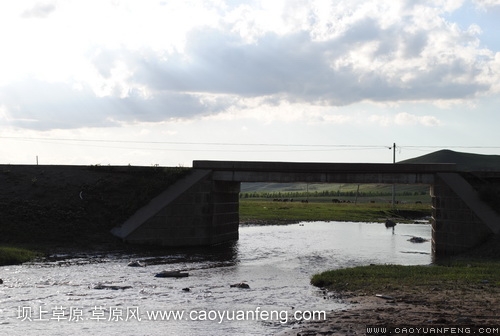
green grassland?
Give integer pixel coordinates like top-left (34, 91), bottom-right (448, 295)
top-left (240, 182), bottom-right (432, 223)
top-left (240, 198), bottom-right (431, 224)
top-left (310, 261), bottom-right (500, 294)
top-left (241, 182), bottom-right (430, 201)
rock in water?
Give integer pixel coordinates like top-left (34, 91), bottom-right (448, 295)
top-left (93, 284), bottom-right (132, 290)
top-left (408, 236), bottom-right (428, 243)
top-left (155, 270), bottom-right (189, 278)
top-left (127, 260), bottom-right (146, 267)
top-left (230, 282), bottom-right (250, 289)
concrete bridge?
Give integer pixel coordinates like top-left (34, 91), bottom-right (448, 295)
top-left (111, 161), bottom-right (500, 256)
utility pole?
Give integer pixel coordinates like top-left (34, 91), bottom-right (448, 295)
top-left (391, 143), bottom-right (396, 208)
top-left (354, 184), bottom-right (360, 205)
top-left (392, 143), bottom-right (396, 164)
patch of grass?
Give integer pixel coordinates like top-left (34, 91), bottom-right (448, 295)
top-left (310, 262), bottom-right (500, 293)
top-left (0, 246), bottom-right (39, 266)
top-left (239, 200), bottom-right (431, 224)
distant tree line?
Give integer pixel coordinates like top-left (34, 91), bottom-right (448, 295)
top-left (240, 190), bottom-right (427, 199)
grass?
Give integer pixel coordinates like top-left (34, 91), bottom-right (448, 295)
top-left (310, 261), bottom-right (500, 293)
top-left (0, 246), bottom-right (39, 266)
top-left (239, 199), bottom-right (431, 223)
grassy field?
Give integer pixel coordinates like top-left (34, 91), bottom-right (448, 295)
top-left (239, 199), bottom-right (431, 224)
top-left (310, 261), bottom-right (500, 293)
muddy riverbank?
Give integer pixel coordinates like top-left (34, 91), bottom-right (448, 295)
top-left (279, 235), bottom-right (500, 335)
top-left (277, 286), bottom-right (500, 335)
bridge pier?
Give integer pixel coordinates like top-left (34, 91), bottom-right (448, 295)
top-left (211, 180), bottom-right (240, 244)
top-left (431, 173), bottom-right (500, 256)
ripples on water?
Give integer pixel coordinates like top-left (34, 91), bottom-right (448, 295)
top-left (0, 221), bottom-right (431, 336)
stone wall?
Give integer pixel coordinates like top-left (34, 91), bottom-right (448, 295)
top-left (121, 173), bottom-right (239, 246)
top-left (210, 181), bottom-right (240, 244)
top-left (431, 173), bottom-right (495, 256)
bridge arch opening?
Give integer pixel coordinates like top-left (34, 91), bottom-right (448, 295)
top-left (239, 181), bottom-right (433, 223)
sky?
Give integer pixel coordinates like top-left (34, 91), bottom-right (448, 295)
top-left (1, 0), bottom-right (500, 167)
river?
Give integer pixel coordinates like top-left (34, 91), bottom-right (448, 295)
top-left (0, 221), bottom-right (432, 336)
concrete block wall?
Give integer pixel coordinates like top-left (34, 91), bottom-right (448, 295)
top-left (431, 174), bottom-right (493, 256)
top-left (210, 181), bottom-right (240, 244)
top-left (124, 173), bottom-right (213, 246)
top-left (124, 174), bottom-right (239, 246)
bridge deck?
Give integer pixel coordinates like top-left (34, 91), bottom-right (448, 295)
top-left (192, 160), bottom-right (456, 184)
top-left (193, 160), bottom-right (456, 173)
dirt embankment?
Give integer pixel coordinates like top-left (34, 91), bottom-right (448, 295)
top-left (0, 164), bottom-right (188, 251)
top-left (278, 286), bottom-right (500, 335)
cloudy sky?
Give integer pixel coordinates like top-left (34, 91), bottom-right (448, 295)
top-left (1, 0), bottom-right (500, 166)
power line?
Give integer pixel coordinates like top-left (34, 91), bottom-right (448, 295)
top-left (2, 135), bottom-right (500, 152)
top-left (0, 135), bottom-right (387, 149)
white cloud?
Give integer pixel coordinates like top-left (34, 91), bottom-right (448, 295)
top-left (201, 97), bottom-right (354, 125)
top-left (473, 0), bottom-right (500, 8)
top-left (21, 2), bottom-right (56, 18)
top-left (0, 0), bottom-right (498, 132)
top-left (395, 112), bottom-right (441, 126)
top-left (370, 112), bottom-right (441, 127)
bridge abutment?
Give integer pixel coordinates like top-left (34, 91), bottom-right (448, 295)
top-left (111, 170), bottom-right (239, 246)
top-left (431, 173), bottom-right (500, 256)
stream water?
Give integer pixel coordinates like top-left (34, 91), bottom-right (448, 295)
top-left (0, 221), bottom-right (432, 336)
